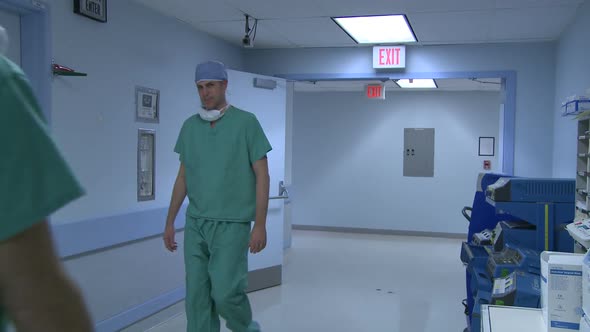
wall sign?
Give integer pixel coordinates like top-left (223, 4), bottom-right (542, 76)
top-left (479, 137), bottom-right (495, 156)
top-left (137, 129), bottom-right (155, 201)
top-left (373, 46), bottom-right (406, 69)
top-left (74, 0), bottom-right (107, 23)
top-left (135, 86), bottom-right (160, 123)
top-left (366, 84), bottom-right (385, 99)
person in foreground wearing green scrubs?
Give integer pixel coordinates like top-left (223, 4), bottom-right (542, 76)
top-left (163, 60), bottom-right (271, 332)
top-left (0, 25), bottom-right (94, 332)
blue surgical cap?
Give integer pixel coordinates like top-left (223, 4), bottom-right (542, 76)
top-left (195, 61), bottom-right (228, 83)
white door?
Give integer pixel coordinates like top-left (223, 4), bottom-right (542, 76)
top-left (226, 70), bottom-right (286, 274)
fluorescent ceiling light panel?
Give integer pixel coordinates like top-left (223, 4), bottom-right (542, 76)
top-left (332, 15), bottom-right (417, 44)
top-left (396, 79), bottom-right (437, 89)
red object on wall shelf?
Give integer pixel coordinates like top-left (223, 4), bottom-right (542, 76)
top-left (52, 63), bottom-right (87, 76)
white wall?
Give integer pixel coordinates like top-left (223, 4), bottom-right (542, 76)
top-left (284, 82), bottom-right (294, 248)
top-left (292, 91), bottom-right (500, 234)
top-left (64, 236), bottom-right (181, 324)
top-left (0, 8), bottom-right (20, 65)
top-left (47, 0), bottom-right (244, 326)
top-left (50, 0), bottom-right (244, 224)
top-left (245, 42), bottom-right (556, 178)
top-left (553, 0), bottom-right (590, 178)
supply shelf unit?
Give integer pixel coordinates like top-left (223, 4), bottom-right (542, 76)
top-left (576, 117), bottom-right (590, 220)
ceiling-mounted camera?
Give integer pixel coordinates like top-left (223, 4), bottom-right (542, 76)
top-left (242, 14), bottom-right (257, 48)
top-left (242, 34), bottom-right (253, 48)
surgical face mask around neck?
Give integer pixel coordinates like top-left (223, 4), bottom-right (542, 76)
top-left (198, 105), bottom-right (228, 122)
top-left (198, 108), bottom-right (223, 122)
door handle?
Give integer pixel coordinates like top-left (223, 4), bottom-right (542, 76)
top-left (269, 181), bottom-right (289, 200)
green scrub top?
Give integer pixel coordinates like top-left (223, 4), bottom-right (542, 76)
top-left (174, 106), bottom-right (272, 222)
top-left (0, 55), bottom-right (84, 331)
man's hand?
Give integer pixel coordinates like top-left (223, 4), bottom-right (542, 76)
top-left (249, 225), bottom-right (267, 254)
top-left (163, 163), bottom-right (186, 253)
top-left (163, 225), bottom-right (177, 252)
top-left (0, 221), bottom-right (94, 332)
top-left (251, 156), bottom-right (269, 254)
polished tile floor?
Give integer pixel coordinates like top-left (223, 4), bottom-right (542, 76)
top-left (147, 230), bottom-right (467, 332)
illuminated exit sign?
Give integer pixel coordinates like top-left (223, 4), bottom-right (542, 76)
top-left (366, 84), bottom-right (385, 99)
top-left (373, 46), bottom-right (406, 69)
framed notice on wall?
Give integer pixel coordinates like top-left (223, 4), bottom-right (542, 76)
top-left (479, 137), bottom-right (495, 156)
top-left (73, 0), bottom-right (107, 23)
top-left (137, 129), bottom-right (155, 201)
top-left (135, 86), bottom-right (160, 123)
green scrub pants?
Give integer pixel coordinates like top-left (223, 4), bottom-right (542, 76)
top-left (184, 216), bottom-right (261, 332)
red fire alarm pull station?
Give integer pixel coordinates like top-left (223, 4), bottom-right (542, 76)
top-left (484, 160), bottom-right (491, 170)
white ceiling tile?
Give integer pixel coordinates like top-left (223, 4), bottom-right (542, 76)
top-left (248, 20), bottom-right (300, 48)
top-left (313, 0), bottom-right (494, 17)
top-left (437, 78), bottom-right (501, 91)
top-left (135, 0), bottom-right (244, 22)
top-left (294, 78), bottom-right (501, 92)
top-left (223, 0), bottom-right (326, 19)
top-left (490, 6), bottom-right (578, 40)
top-left (195, 20), bottom-right (297, 49)
top-left (193, 20), bottom-right (245, 46)
top-left (403, 0), bottom-right (495, 13)
top-left (494, 0), bottom-right (583, 10)
top-left (410, 11), bottom-right (494, 44)
top-left (132, 0), bottom-right (585, 49)
top-left (314, 0), bottom-right (409, 17)
top-left (264, 18), bottom-right (357, 47)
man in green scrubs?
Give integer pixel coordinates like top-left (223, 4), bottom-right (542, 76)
top-left (164, 61), bottom-right (271, 332)
top-left (0, 26), bottom-right (93, 332)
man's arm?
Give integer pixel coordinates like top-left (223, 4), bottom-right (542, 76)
top-left (164, 163), bottom-right (187, 252)
top-left (0, 222), bottom-right (94, 332)
top-left (250, 157), bottom-right (270, 254)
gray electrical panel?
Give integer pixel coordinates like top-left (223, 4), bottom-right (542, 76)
top-left (403, 128), bottom-right (435, 177)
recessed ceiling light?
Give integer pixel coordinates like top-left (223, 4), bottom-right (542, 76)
top-left (396, 79), bottom-right (437, 89)
top-left (332, 14), bottom-right (417, 44)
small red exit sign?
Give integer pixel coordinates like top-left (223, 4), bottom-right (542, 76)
top-left (366, 84), bottom-right (385, 99)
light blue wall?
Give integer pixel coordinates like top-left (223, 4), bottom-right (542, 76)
top-left (0, 0), bottom-right (52, 120)
top-left (45, 0), bottom-right (245, 329)
top-left (292, 90), bottom-right (501, 233)
top-left (0, 8), bottom-right (21, 65)
top-left (553, 0), bottom-right (590, 178)
top-left (245, 43), bottom-right (557, 177)
top-left (50, 0), bottom-right (244, 224)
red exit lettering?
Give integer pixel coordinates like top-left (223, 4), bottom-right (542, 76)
top-left (378, 48), bottom-right (401, 66)
top-left (366, 85), bottom-right (383, 99)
